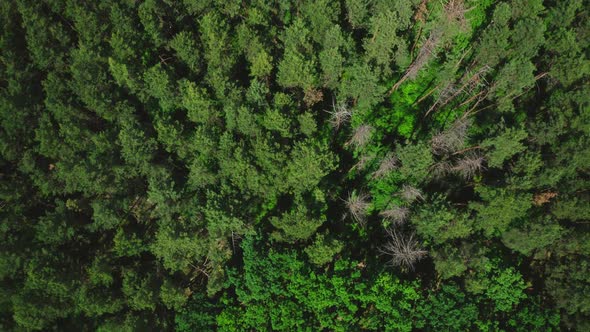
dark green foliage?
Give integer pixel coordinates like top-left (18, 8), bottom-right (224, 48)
top-left (0, 0), bottom-right (588, 330)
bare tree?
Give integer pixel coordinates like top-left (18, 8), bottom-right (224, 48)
top-left (394, 0), bottom-right (471, 99)
top-left (444, 0), bottom-right (468, 31)
top-left (462, 65), bottom-right (491, 95)
top-left (345, 191), bottom-right (371, 226)
top-left (327, 98), bottom-right (352, 129)
top-left (351, 154), bottom-right (373, 172)
top-left (399, 185), bottom-right (423, 202)
top-left (379, 228), bottom-right (427, 271)
top-left (389, 30), bottom-right (441, 94)
top-left (431, 118), bottom-right (470, 155)
top-left (452, 153), bottom-right (485, 179)
top-left (347, 124), bottom-right (374, 149)
top-left (425, 65), bottom-right (491, 117)
top-left (372, 154), bottom-right (399, 179)
top-left (380, 206), bottom-right (410, 226)
top-left (431, 160), bottom-right (453, 179)
top-left (407, 30), bottom-right (441, 80)
top-left (425, 82), bottom-right (455, 117)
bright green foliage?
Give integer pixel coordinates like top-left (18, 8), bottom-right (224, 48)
top-left (300, 0), bottom-right (340, 44)
top-left (368, 173), bottom-right (402, 212)
top-left (160, 279), bottom-right (189, 310)
top-left (179, 79), bottom-right (215, 124)
top-left (345, 0), bottom-right (369, 29)
top-left (431, 246), bottom-right (468, 280)
top-left (216, 237), bottom-right (420, 331)
top-left (339, 63), bottom-right (385, 111)
top-left (175, 294), bottom-right (218, 332)
top-left (501, 218), bottom-right (565, 256)
top-left (277, 18), bottom-right (317, 89)
top-left (485, 267), bottom-right (528, 312)
top-left (545, 255), bottom-right (590, 328)
top-left (416, 282), bottom-right (559, 331)
top-left (249, 50), bottom-right (273, 78)
top-left (319, 25), bottom-right (347, 89)
top-left (508, 298), bottom-right (561, 332)
top-left (277, 50), bottom-right (316, 90)
top-left (284, 142), bottom-right (336, 194)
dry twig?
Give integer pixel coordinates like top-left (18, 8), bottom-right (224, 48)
top-left (379, 228), bottom-right (427, 270)
top-left (380, 207), bottom-right (410, 226)
top-left (345, 192), bottom-right (371, 226)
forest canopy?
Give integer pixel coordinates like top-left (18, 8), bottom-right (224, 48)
top-left (0, 0), bottom-right (589, 330)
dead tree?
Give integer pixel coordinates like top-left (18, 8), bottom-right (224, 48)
top-left (345, 192), bottom-right (371, 227)
top-left (372, 154), bottom-right (399, 179)
top-left (389, 30), bottom-right (441, 95)
top-left (452, 153), bottom-right (485, 179)
top-left (425, 65), bottom-right (491, 117)
top-left (389, 0), bottom-right (468, 96)
top-left (380, 207), bottom-right (410, 226)
top-left (399, 185), bottom-right (423, 202)
top-left (444, 0), bottom-right (469, 31)
top-left (346, 124), bottom-right (373, 149)
top-left (431, 118), bottom-right (471, 155)
top-left (431, 160), bottom-right (453, 179)
top-left (351, 154), bottom-right (373, 172)
top-left (379, 228), bottom-right (427, 271)
top-left (327, 98), bottom-right (352, 129)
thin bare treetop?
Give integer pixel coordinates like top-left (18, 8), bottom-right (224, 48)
top-left (406, 30), bottom-right (442, 80)
top-left (347, 124), bottom-right (374, 149)
top-left (372, 154), bottom-right (399, 179)
top-left (389, 30), bottom-right (441, 94)
top-left (380, 206), bottom-right (410, 226)
top-left (452, 153), bottom-right (485, 179)
top-left (462, 65), bottom-right (492, 95)
top-left (351, 154), bottom-right (373, 172)
top-left (399, 185), bottom-right (423, 202)
top-left (431, 118), bottom-right (471, 155)
top-left (431, 160), bottom-right (453, 179)
top-left (426, 65), bottom-right (492, 117)
top-left (444, 0), bottom-right (469, 31)
top-left (328, 98), bottom-right (352, 129)
top-left (345, 191), bottom-right (371, 227)
top-left (387, 0), bottom-right (470, 97)
top-left (379, 228), bottom-right (427, 271)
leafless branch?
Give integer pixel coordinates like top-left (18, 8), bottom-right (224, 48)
top-left (425, 65), bottom-right (491, 117)
top-left (346, 124), bottom-right (374, 149)
top-left (431, 118), bottom-right (471, 155)
top-left (372, 154), bottom-right (399, 179)
top-left (345, 191), bottom-right (371, 227)
top-left (444, 0), bottom-right (468, 31)
top-left (452, 153), bottom-right (485, 179)
top-left (379, 228), bottom-right (427, 271)
top-left (431, 160), bottom-right (453, 179)
top-left (399, 185), bottom-right (423, 202)
top-left (351, 154), bottom-right (373, 172)
top-left (389, 30), bottom-right (441, 95)
top-left (380, 206), bottom-right (410, 226)
top-left (327, 98), bottom-right (352, 129)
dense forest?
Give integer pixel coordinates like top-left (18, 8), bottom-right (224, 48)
top-left (0, 0), bottom-right (589, 330)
